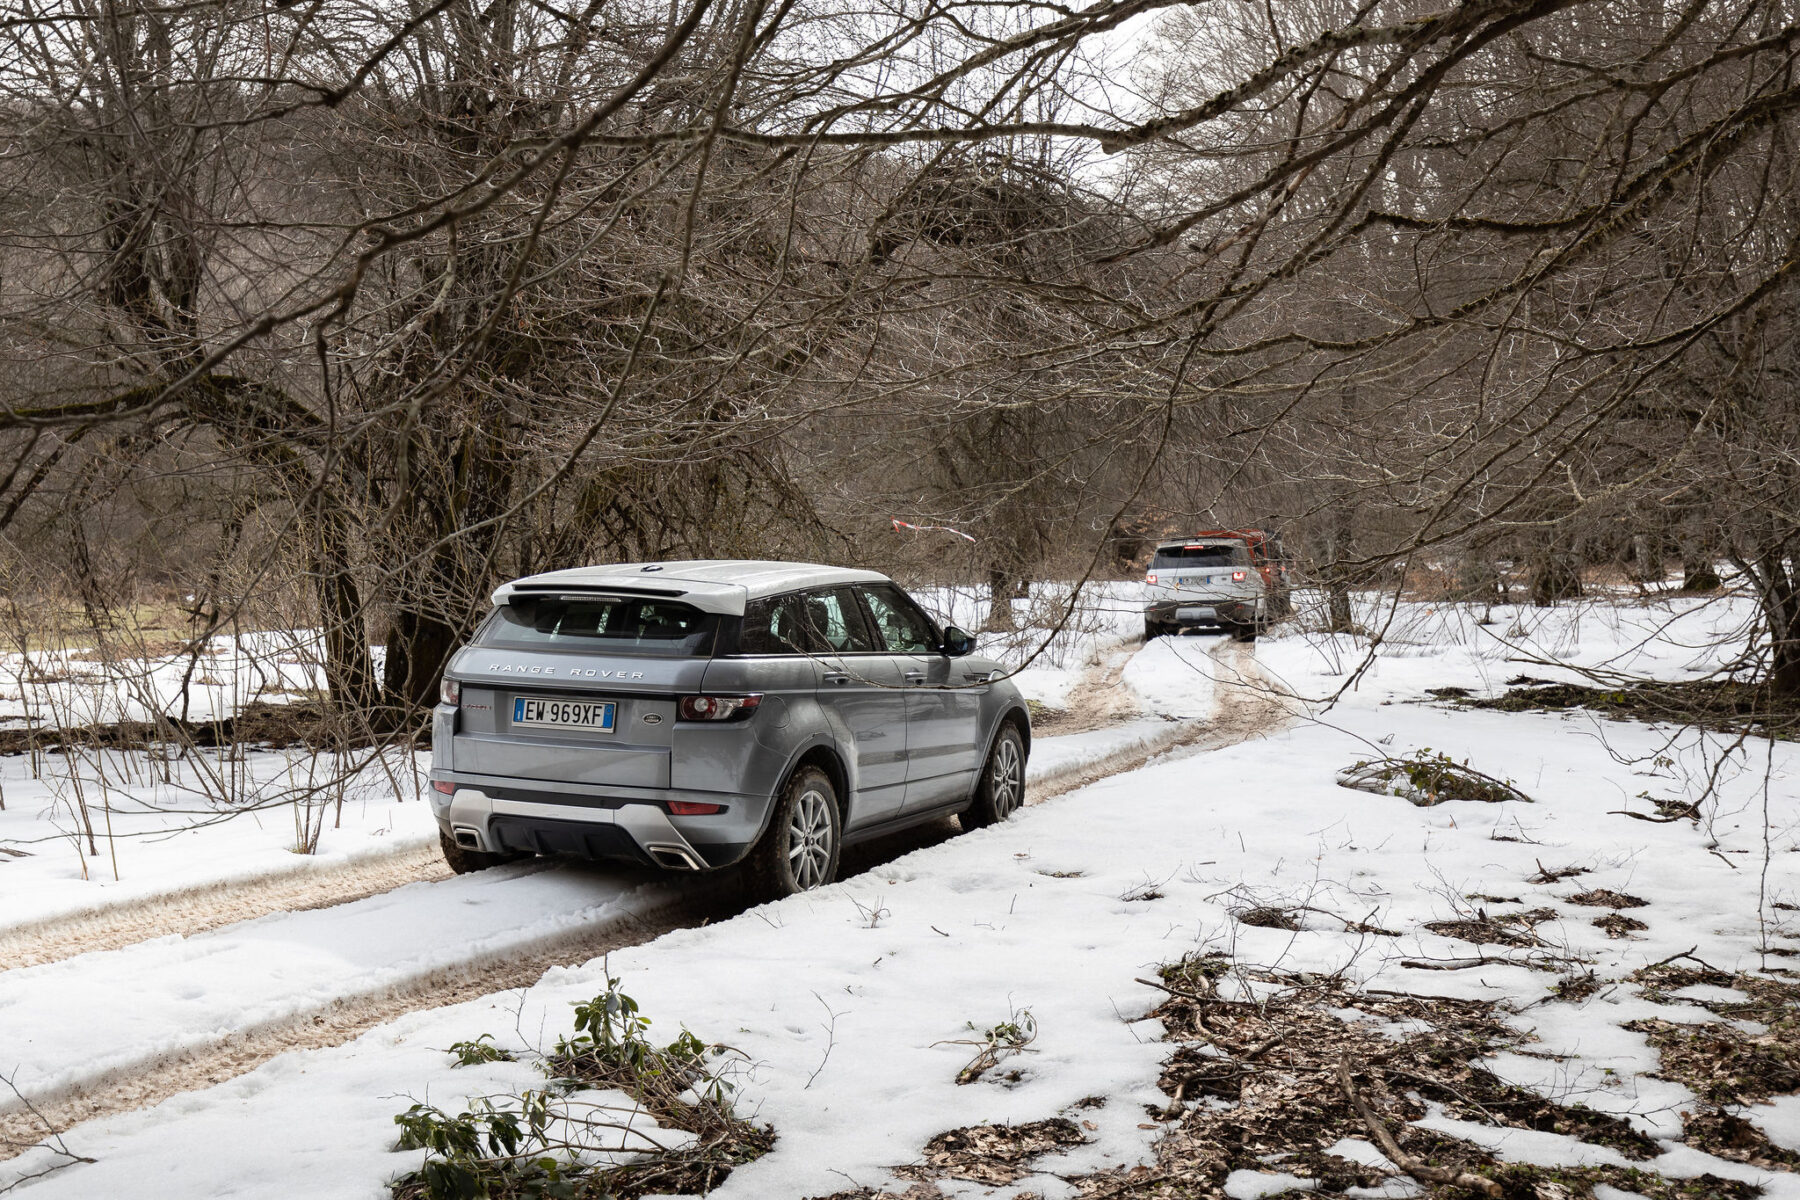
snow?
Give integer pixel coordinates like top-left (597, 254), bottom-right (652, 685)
top-left (1225, 1168), bottom-right (1318, 1197)
top-left (5, 588), bottom-right (1800, 1198)
top-left (0, 862), bottom-right (678, 1107)
top-left (0, 630), bottom-right (336, 730)
top-left (0, 745), bottom-right (432, 930)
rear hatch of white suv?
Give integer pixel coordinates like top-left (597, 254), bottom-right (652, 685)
top-left (1144, 539), bottom-right (1264, 630)
top-left (442, 594), bottom-right (714, 788)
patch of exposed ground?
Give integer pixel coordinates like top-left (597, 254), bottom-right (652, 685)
top-left (1594, 912), bottom-right (1648, 938)
top-left (1424, 906), bottom-right (1560, 947)
top-left (0, 699), bottom-right (424, 754)
top-left (1567, 889), bottom-right (1648, 908)
top-left (897, 1118), bottom-right (1087, 1185)
top-left (816, 955), bottom-right (1783, 1200)
top-left (1627, 965), bottom-right (1800, 1106)
top-left (1462, 679), bottom-right (1800, 740)
top-left (0, 841), bottom-right (453, 971)
top-left (1024, 643), bottom-right (1143, 736)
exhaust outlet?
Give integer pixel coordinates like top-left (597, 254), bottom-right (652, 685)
top-left (452, 826), bottom-right (483, 850)
top-left (647, 845), bottom-right (703, 871)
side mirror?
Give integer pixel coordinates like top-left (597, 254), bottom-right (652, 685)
top-left (940, 625), bottom-right (975, 657)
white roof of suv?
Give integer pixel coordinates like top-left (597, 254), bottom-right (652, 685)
top-left (491, 560), bottom-right (890, 616)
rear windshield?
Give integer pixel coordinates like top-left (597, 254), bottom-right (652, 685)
top-left (482, 596), bottom-right (718, 657)
top-left (1151, 544), bottom-right (1251, 570)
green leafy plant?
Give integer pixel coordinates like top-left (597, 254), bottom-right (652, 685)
top-left (448, 1035), bottom-right (514, 1067)
top-left (392, 979), bottom-right (769, 1200)
top-left (392, 1092), bottom-right (575, 1200)
top-left (1337, 749), bottom-right (1531, 806)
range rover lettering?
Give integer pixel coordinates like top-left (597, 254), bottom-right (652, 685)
top-left (429, 561), bottom-right (1030, 899)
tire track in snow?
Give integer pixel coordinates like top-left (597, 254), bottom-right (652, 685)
top-left (0, 841), bottom-right (454, 972)
top-left (0, 636), bottom-right (1299, 1163)
top-left (0, 887), bottom-right (726, 1163)
top-left (1026, 636), bottom-right (1298, 805)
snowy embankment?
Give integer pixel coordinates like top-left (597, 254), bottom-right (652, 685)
top-left (7, 594), bottom-right (1796, 1198)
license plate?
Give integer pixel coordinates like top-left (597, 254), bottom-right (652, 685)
top-left (1177, 606), bottom-right (1215, 620)
top-left (512, 697), bottom-right (616, 732)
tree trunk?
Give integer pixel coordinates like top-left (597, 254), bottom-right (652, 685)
top-left (1325, 502), bottom-right (1355, 632)
top-left (382, 608), bottom-right (459, 715)
top-left (1749, 553), bottom-right (1800, 699)
top-left (1530, 554), bottom-right (1582, 607)
top-left (313, 511), bottom-right (378, 714)
top-left (1681, 540), bottom-right (1722, 592)
top-left (1628, 533), bottom-right (1663, 585)
top-left (985, 566), bottom-right (1016, 632)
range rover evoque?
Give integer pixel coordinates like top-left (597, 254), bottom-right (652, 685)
top-left (429, 561), bottom-right (1031, 899)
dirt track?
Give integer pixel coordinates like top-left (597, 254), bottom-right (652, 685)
top-left (0, 635), bottom-right (1299, 1166)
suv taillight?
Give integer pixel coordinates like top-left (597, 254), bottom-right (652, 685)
top-left (1145, 573), bottom-right (1158, 585)
top-left (1232, 571), bottom-right (1247, 582)
top-left (441, 678), bottom-right (460, 705)
top-left (679, 694), bottom-right (763, 721)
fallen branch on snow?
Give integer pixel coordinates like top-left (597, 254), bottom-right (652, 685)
top-left (1335, 1057), bottom-right (1502, 1199)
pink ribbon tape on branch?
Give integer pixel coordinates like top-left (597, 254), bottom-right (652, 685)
top-left (891, 518), bottom-right (977, 543)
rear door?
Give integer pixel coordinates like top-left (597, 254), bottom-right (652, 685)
top-left (799, 586), bottom-right (910, 828)
top-left (856, 583), bottom-right (985, 810)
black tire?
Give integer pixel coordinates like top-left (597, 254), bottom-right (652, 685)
top-left (962, 723), bottom-right (1026, 830)
top-left (1227, 620), bottom-right (1258, 642)
top-left (1144, 617), bottom-right (1164, 640)
top-left (438, 828), bottom-right (517, 874)
top-left (744, 765), bottom-right (842, 902)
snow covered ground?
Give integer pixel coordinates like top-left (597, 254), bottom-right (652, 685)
top-left (0, 745), bottom-right (432, 930)
top-left (3, 587), bottom-right (1798, 1199)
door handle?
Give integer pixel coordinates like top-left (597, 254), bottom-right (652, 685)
top-left (903, 670), bottom-right (926, 684)
top-left (823, 672), bottom-right (850, 686)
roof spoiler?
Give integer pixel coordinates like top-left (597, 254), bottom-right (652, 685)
top-left (493, 582), bottom-right (688, 604)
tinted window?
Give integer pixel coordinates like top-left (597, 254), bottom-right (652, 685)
top-left (483, 596), bottom-right (717, 657)
top-left (859, 584), bottom-right (938, 653)
top-left (1151, 544), bottom-right (1250, 570)
top-left (740, 593), bottom-right (809, 655)
top-left (798, 588), bottom-right (875, 653)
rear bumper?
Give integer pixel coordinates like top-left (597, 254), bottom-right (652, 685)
top-left (1145, 598), bottom-right (1258, 626)
top-left (429, 772), bottom-right (763, 870)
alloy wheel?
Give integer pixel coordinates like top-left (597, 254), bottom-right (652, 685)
top-left (787, 786), bottom-right (835, 889)
top-left (991, 736), bottom-right (1022, 819)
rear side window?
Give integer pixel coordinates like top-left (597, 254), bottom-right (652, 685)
top-left (483, 596), bottom-right (717, 657)
top-left (739, 593), bottom-right (809, 655)
top-left (798, 587), bottom-right (876, 653)
top-left (1151, 544), bottom-right (1250, 570)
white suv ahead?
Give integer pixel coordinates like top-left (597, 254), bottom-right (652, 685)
top-left (1143, 537), bottom-right (1267, 640)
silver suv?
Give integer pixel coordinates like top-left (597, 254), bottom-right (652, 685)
top-left (1143, 537), bottom-right (1267, 639)
top-left (429, 561), bottom-right (1030, 899)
